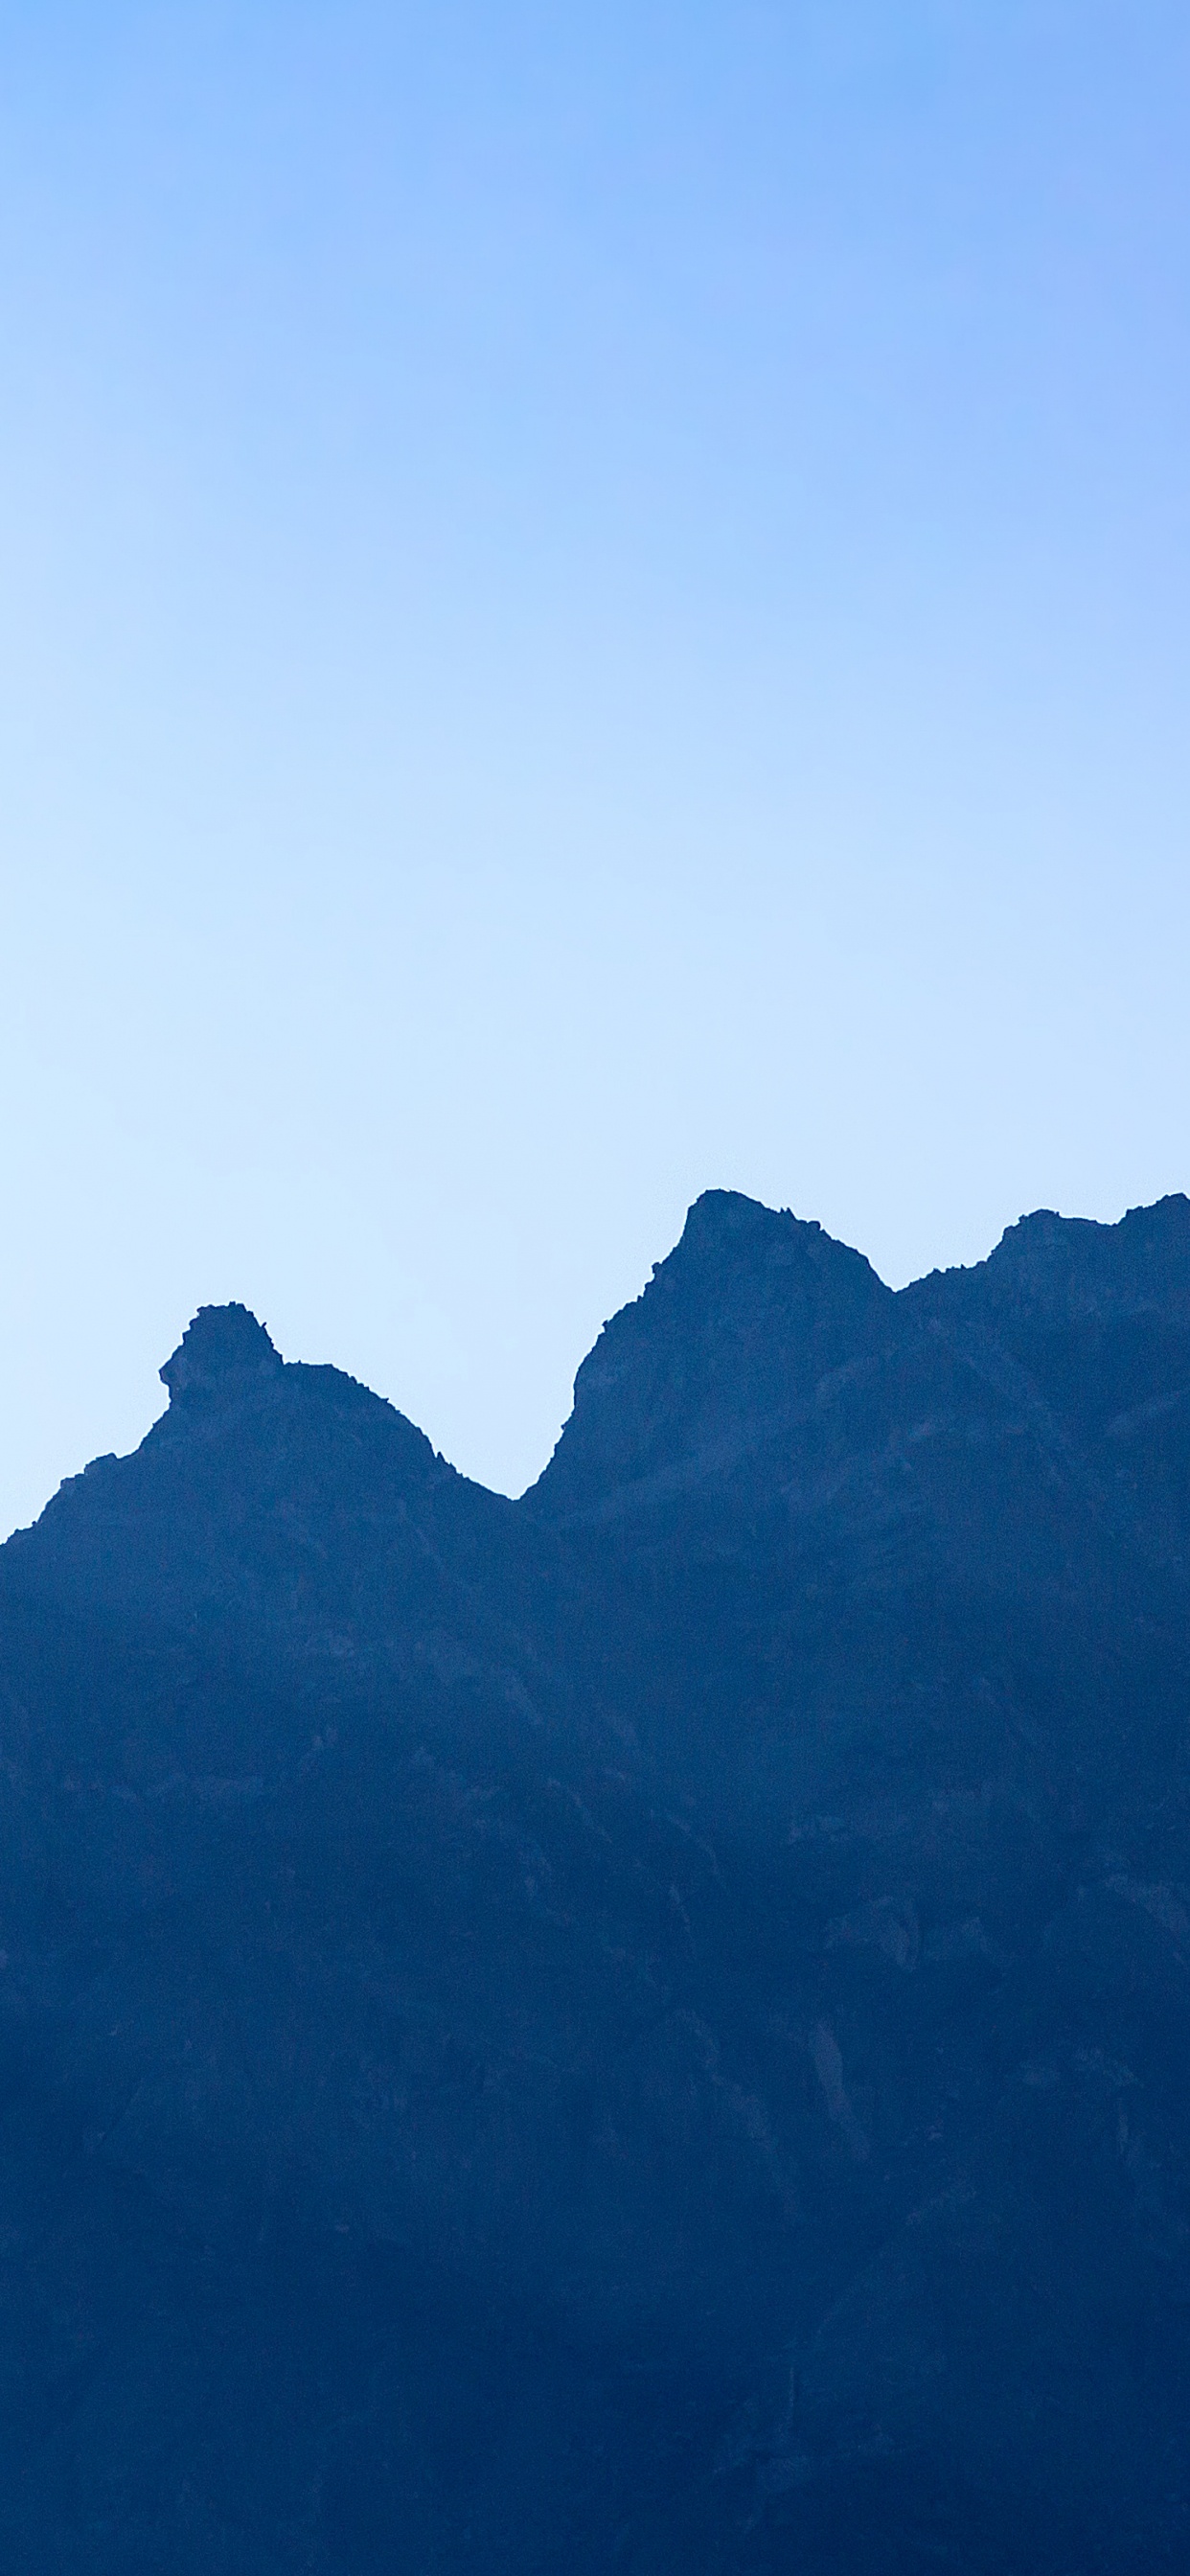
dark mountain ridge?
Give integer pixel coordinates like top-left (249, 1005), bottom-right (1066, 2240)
top-left (1, 1190), bottom-right (1189, 2572)
top-left (530, 1190), bottom-right (894, 1521)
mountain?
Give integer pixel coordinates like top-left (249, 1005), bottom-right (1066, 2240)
top-left (1, 1192), bottom-right (1189, 2573)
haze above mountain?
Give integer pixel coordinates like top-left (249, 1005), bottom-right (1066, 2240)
top-left (2, 1188), bottom-right (1189, 2573)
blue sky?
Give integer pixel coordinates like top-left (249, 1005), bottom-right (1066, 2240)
top-left (1, 1), bottom-right (1188, 1526)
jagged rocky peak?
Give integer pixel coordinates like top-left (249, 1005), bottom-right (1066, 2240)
top-left (160, 1301), bottom-right (285, 1411)
top-left (533, 1188), bottom-right (892, 1512)
top-left (667, 1189), bottom-right (892, 1330)
top-left (904, 1192), bottom-right (1190, 1331)
top-left (986, 1193), bottom-right (1190, 1319)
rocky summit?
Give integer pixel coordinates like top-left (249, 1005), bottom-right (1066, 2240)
top-left (2, 1189), bottom-right (1190, 2574)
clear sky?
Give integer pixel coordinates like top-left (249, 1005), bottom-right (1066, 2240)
top-left (1, 1), bottom-right (1188, 1530)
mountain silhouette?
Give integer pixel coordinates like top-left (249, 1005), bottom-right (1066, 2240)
top-left (1, 1191), bottom-right (1189, 2573)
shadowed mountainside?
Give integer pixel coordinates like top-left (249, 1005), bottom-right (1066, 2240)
top-left (1, 1190), bottom-right (1190, 2572)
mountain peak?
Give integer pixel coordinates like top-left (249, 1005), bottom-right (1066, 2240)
top-left (533, 1190), bottom-right (891, 1517)
top-left (160, 1302), bottom-right (284, 1411)
top-left (904, 1192), bottom-right (1190, 1330)
top-left (677, 1185), bottom-right (821, 1244)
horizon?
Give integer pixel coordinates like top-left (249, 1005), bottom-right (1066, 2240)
top-left (10, 1177), bottom-right (1188, 1534)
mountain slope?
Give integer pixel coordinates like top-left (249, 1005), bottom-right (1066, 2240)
top-left (0, 1196), bottom-right (1188, 2572)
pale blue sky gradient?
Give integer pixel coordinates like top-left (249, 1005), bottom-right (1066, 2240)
top-left (2, 1), bottom-right (1189, 1529)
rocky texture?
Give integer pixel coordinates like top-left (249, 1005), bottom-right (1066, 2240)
top-left (1, 1192), bottom-right (1190, 2571)
top-left (532, 1192), bottom-right (893, 1521)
